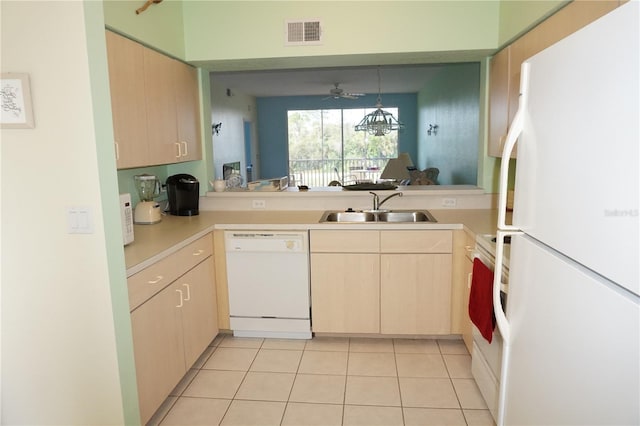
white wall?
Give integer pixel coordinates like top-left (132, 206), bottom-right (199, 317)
top-left (0, 2), bottom-right (126, 424)
top-left (209, 79), bottom-right (258, 184)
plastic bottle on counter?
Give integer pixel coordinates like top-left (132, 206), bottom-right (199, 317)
top-left (246, 164), bottom-right (253, 182)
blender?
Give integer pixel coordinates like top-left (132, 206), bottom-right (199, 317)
top-left (133, 174), bottom-right (162, 224)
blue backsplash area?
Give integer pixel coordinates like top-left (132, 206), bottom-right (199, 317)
top-left (417, 63), bottom-right (480, 185)
top-left (256, 93), bottom-right (418, 179)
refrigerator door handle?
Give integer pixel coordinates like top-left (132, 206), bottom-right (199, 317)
top-left (497, 63), bottom-right (530, 230)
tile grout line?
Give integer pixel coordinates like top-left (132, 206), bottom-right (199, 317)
top-left (392, 337), bottom-right (407, 425)
top-left (280, 338), bottom-right (308, 425)
top-left (217, 335), bottom-right (263, 426)
top-left (341, 337), bottom-right (351, 425)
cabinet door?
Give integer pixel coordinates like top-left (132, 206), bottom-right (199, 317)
top-left (130, 282), bottom-right (185, 424)
top-left (461, 256), bottom-right (473, 352)
top-left (105, 31), bottom-right (149, 169)
top-left (450, 230), bottom-right (474, 337)
top-left (380, 254), bottom-right (452, 335)
top-left (310, 253), bottom-right (380, 333)
top-left (488, 46), bottom-right (511, 158)
top-left (173, 60), bottom-right (202, 162)
top-left (144, 48), bottom-right (179, 166)
top-left (179, 258), bottom-right (218, 368)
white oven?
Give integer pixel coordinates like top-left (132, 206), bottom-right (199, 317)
top-left (471, 234), bottom-right (510, 422)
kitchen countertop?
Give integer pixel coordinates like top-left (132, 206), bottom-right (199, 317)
top-left (124, 209), bottom-right (502, 276)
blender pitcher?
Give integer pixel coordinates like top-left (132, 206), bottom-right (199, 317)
top-left (133, 174), bottom-right (162, 224)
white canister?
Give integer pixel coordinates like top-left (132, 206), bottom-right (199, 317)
top-left (213, 179), bottom-right (226, 192)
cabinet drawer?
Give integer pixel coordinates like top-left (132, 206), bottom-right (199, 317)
top-left (380, 230), bottom-right (452, 253)
top-left (128, 255), bottom-right (180, 311)
top-left (310, 230), bottom-right (379, 253)
top-left (172, 233), bottom-right (213, 273)
top-left (128, 233), bottom-right (213, 311)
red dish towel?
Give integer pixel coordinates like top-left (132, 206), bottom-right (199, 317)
top-left (469, 257), bottom-right (495, 343)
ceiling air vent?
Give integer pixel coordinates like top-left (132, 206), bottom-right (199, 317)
top-left (285, 19), bottom-right (322, 45)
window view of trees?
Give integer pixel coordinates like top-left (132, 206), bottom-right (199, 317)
top-left (287, 108), bottom-right (399, 186)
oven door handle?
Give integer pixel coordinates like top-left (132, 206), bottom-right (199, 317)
top-left (493, 230), bottom-right (521, 343)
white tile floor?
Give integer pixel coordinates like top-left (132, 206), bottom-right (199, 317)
top-left (148, 335), bottom-right (495, 426)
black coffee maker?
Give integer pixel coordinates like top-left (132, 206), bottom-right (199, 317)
top-left (166, 174), bottom-right (199, 216)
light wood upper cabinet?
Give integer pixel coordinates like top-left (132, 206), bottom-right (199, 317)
top-left (143, 47), bottom-right (180, 166)
top-left (106, 31), bottom-right (149, 169)
top-left (174, 60), bottom-right (202, 162)
top-left (488, 0), bottom-right (620, 158)
top-left (106, 30), bottom-right (202, 169)
top-left (488, 46), bottom-right (512, 158)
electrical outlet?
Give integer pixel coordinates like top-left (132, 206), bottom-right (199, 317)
top-left (252, 199), bottom-right (266, 209)
top-left (442, 198), bottom-right (457, 208)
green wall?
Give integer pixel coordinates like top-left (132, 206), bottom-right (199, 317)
top-left (182, 1), bottom-right (500, 68)
top-left (84, 3), bottom-right (140, 423)
top-left (497, 0), bottom-right (567, 46)
top-left (103, 0), bottom-right (186, 58)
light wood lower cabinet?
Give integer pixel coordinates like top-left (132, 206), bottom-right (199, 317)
top-left (128, 233), bottom-right (217, 424)
top-left (451, 230), bottom-right (476, 353)
top-left (310, 230), bottom-right (452, 335)
top-left (311, 253), bottom-right (380, 333)
top-left (380, 253), bottom-right (452, 335)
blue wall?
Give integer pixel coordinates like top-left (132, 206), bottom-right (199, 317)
top-left (417, 63), bottom-right (480, 185)
top-left (256, 93), bottom-right (418, 179)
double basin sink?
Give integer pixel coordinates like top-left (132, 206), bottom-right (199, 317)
top-left (320, 209), bottom-right (437, 223)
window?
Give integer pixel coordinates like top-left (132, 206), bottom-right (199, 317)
top-left (287, 108), bottom-right (399, 186)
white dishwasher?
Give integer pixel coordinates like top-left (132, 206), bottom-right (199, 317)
top-left (225, 231), bottom-right (311, 339)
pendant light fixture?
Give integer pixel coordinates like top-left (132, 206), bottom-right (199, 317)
top-left (355, 66), bottom-right (405, 136)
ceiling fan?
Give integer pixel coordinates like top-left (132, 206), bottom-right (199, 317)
top-left (323, 83), bottom-right (365, 100)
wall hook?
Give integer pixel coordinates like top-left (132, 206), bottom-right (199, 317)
top-left (427, 124), bottom-right (439, 136)
top-left (136, 0), bottom-right (163, 15)
top-left (212, 122), bottom-right (222, 135)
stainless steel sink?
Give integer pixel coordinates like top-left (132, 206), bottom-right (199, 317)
top-left (377, 211), bottom-right (434, 222)
top-left (321, 211), bottom-right (376, 222)
top-left (319, 210), bottom-right (436, 223)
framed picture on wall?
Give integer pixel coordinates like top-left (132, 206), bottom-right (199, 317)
top-left (1, 73), bottom-right (35, 129)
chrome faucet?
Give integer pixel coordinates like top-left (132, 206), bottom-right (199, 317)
top-left (369, 191), bottom-right (403, 211)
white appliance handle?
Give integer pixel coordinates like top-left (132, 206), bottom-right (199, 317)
top-left (493, 230), bottom-right (522, 426)
top-left (497, 63), bottom-right (530, 230)
top-left (493, 230), bottom-right (518, 342)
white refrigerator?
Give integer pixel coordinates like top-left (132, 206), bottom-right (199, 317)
top-left (494, 2), bottom-right (639, 425)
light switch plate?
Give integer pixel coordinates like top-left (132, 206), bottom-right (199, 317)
top-left (442, 198), bottom-right (457, 208)
top-left (67, 207), bottom-right (94, 234)
top-left (252, 199), bottom-right (266, 209)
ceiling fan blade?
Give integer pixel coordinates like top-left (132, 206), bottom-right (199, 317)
top-left (342, 94), bottom-right (359, 99)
